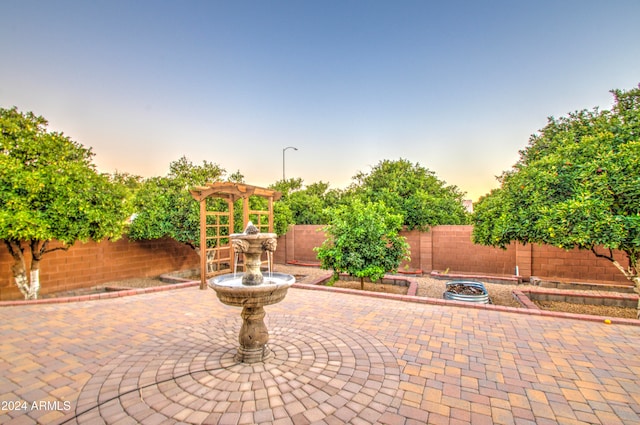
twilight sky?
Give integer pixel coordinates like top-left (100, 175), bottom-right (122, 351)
top-left (2, 0), bottom-right (639, 201)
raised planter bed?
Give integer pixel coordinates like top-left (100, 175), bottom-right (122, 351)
top-left (513, 288), bottom-right (639, 320)
top-left (305, 273), bottom-right (418, 296)
top-left (529, 276), bottom-right (635, 293)
top-left (515, 288), bottom-right (638, 309)
top-left (159, 268), bottom-right (202, 283)
top-left (286, 260), bottom-right (322, 267)
top-left (41, 285), bottom-right (130, 299)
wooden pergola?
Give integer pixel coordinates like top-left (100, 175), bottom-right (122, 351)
top-left (190, 182), bottom-right (281, 289)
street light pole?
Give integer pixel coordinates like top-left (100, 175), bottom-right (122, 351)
top-left (282, 146), bottom-right (298, 181)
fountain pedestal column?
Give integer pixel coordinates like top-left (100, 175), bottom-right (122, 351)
top-left (237, 306), bottom-right (272, 362)
top-left (231, 238), bottom-right (265, 286)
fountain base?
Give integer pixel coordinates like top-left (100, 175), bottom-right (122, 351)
top-left (236, 345), bottom-right (273, 363)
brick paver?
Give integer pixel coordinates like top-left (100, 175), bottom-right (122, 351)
top-left (1, 284), bottom-right (639, 424)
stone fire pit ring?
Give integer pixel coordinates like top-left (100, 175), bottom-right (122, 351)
top-left (443, 280), bottom-right (491, 304)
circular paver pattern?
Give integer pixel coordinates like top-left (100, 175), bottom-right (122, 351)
top-left (67, 314), bottom-right (402, 424)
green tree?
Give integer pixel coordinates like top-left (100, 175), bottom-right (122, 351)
top-left (128, 156), bottom-right (226, 250)
top-left (472, 85), bottom-right (640, 316)
top-left (270, 178), bottom-right (304, 198)
top-left (315, 200), bottom-right (410, 289)
top-left (272, 201), bottom-right (294, 236)
top-left (270, 179), bottom-right (350, 225)
top-left (349, 159), bottom-right (469, 230)
top-left (0, 107), bottom-right (129, 299)
top-left (287, 181), bottom-right (329, 224)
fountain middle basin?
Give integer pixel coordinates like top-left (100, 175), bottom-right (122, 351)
top-left (208, 224), bottom-right (295, 363)
top-left (210, 272), bottom-right (295, 307)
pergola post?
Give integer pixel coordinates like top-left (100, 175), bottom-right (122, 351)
top-left (228, 197), bottom-right (235, 275)
top-left (268, 196), bottom-right (274, 232)
top-left (199, 199), bottom-right (207, 290)
top-left (243, 196), bottom-right (249, 232)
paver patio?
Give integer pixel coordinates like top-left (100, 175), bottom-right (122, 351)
top-left (1, 283), bottom-right (639, 424)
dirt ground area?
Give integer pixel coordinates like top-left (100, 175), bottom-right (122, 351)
top-left (532, 300), bottom-right (637, 319)
top-left (329, 279), bottom-right (408, 294)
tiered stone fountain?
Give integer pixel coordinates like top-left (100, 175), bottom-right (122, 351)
top-left (208, 223), bottom-right (294, 363)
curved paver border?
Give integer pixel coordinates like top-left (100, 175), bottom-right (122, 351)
top-left (59, 315), bottom-right (403, 424)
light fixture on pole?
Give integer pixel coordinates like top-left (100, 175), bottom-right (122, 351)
top-left (282, 146), bottom-right (298, 181)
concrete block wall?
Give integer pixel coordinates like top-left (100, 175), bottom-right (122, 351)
top-left (431, 225), bottom-right (517, 276)
top-left (274, 225), bottom-right (326, 264)
top-left (275, 225), bottom-right (632, 286)
top-left (418, 230), bottom-right (433, 272)
top-left (399, 230), bottom-right (422, 271)
top-left (0, 237), bottom-right (199, 300)
top-left (515, 243), bottom-right (533, 279)
top-left (532, 245), bottom-right (629, 284)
